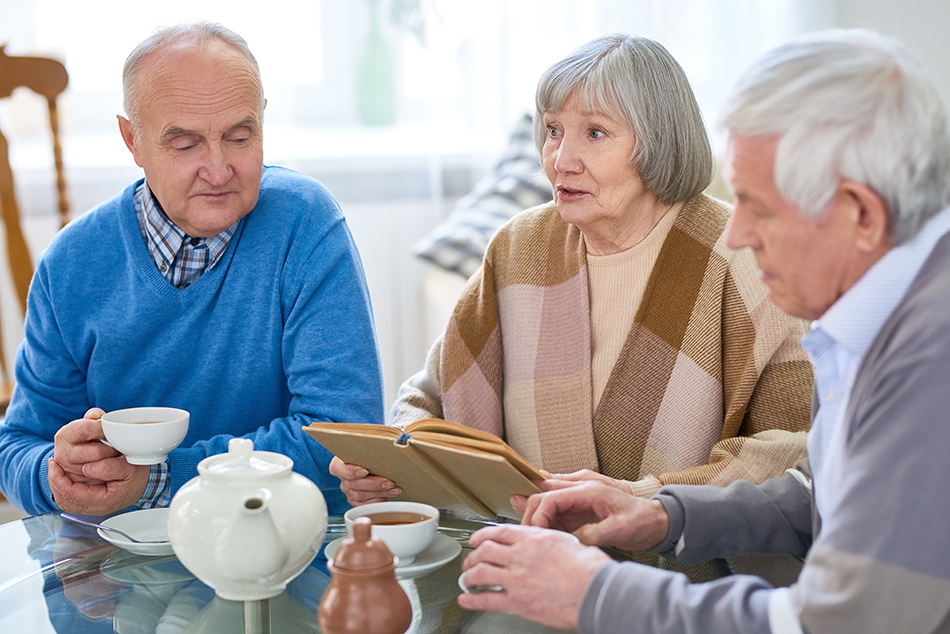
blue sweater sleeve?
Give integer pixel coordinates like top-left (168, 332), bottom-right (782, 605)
top-left (0, 256), bottom-right (92, 514)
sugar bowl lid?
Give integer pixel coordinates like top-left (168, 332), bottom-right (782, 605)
top-left (330, 518), bottom-right (397, 572)
top-left (198, 438), bottom-right (292, 481)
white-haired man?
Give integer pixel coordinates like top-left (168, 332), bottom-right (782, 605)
top-left (458, 29), bottom-right (950, 634)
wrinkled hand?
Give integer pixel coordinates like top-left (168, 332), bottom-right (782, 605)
top-left (514, 481), bottom-right (669, 551)
top-left (457, 524), bottom-right (611, 629)
top-left (52, 409), bottom-right (113, 486)
top-left (535, 468), bottom-right (634, 494)
top-left (329, 456), bottom-right (401, 506)
top-left (49, 408), bottom-right (150, 515)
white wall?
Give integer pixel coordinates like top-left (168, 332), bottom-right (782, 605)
top-left (835, 0), bottom-right (950, 107)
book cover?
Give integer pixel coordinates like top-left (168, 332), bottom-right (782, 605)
top-left (303, 419), bottom-right (543, 519)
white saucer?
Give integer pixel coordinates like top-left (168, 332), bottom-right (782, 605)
top-left (324, 533), bottom-right (462, 580)
top-left (97, 508), bottom-right (175, 557)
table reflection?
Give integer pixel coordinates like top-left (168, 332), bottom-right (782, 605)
top-left (0, 512), bottom-right (568, 634)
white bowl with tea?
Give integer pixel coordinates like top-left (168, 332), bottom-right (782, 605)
top-left (100, 407), bottom-right (190, 465)
top-left (343, 501), bottom-right (439, 565)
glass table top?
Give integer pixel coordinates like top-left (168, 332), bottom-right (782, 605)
top-left (0, 511), bottom-right (571, 633)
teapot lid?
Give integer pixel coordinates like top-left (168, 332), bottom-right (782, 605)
top-left (330, 518), bottom-right (397, 572)
top-left (199, 438), bottom-right (292, 480)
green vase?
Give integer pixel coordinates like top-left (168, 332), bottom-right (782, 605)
top-left (357, 0), bottom-right (395, 126)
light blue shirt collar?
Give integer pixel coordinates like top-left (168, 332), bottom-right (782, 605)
top-left (803, 206), bottom-right (950, 519)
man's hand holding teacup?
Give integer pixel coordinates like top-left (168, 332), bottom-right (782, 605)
top-left (49, 407), bottom-right (149, 515)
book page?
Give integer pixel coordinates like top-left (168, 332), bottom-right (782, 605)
top-left (409, 431), bottom-right (544, 481)
top-left (410, 440), bottom-right (542, 520)
top-left (304, 422), bottom-right (403, 439)
top-left (404, 419), bottom-right (545, 481)
top-left (406, 418), bottom-right (504, 443)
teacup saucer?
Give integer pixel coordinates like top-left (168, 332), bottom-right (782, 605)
top-left (324, 533), bottom-right (462, 580)
top-left (97, 508), bottom-right (175, 557)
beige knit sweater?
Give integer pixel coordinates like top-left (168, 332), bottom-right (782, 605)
top-left (392, 194), bottom-right (812, 498)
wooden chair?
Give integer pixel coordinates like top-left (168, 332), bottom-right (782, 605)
top-left (0, 45), bottom-right (69, 418)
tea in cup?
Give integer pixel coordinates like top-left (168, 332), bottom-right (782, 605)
top-left (343, 501), bottom-right (439, 565)
top-left (100, 407), bottom-right (189, 465)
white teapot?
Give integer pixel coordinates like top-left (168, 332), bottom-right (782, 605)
top-left (168, 438), bottom-right (328, 601)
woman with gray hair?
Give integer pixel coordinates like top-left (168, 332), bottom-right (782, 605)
top-left (334, 34), bottom-right (812, 579)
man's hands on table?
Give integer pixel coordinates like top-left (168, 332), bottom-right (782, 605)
top-left (458, 524), bottom-right (610, 629)
top-left (49, 407), bottom-right (149, 515)
top-left (458, 481), bottom-right (672, 629)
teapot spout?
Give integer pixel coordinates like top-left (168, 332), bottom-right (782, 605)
top-left (242, 492), bottom-right (269, 513)
top-left (214, 489), bottom-right (289, 583)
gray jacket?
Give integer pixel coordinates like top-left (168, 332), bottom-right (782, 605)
top-left (579, 232), bottom-right (950, 634)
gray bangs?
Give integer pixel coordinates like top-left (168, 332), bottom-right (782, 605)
top-left (533, 47), bottom-right (631, 156)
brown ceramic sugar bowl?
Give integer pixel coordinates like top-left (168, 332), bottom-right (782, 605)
top-left (318, 517), bottom-right (413, 634)
top-left (344, 501), bottom-right (439, 566)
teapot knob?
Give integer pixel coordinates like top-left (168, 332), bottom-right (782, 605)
top-left (228, 438), bottom-right (253, 459)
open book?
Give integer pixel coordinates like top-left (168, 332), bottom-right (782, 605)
top-left (303, 418), bottom-right (544, 519)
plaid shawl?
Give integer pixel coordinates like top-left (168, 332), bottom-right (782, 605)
top-left (393, 194), bottom-right (812, 495)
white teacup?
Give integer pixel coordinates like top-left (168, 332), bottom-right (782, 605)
top-left (344, 501), bottom-right (439, 566)
top-left (100, 407), bottom-right (190, 465)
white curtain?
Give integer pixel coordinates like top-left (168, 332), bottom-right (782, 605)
top-left (1, 0), bottom-right (833, 144)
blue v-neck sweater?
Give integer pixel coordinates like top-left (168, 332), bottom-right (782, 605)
top-left (0, 166), bottom-right (384, 515)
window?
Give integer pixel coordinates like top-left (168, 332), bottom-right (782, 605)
top-left (5, 0), bottom-right (831, 149)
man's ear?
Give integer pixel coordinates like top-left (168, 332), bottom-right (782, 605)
top-left (117, 116), bottom-right (144, 168)
top-left (842, 180), bottom-right (890, 254)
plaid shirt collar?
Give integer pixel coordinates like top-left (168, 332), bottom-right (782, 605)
top-left (134, 181), bottom-right (238, 289)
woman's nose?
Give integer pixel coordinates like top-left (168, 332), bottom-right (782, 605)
top-left (554, 136), bottom-right (583, 174)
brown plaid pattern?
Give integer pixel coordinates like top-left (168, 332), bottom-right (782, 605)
top-left (394, 194), bottom-right (812, 494)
